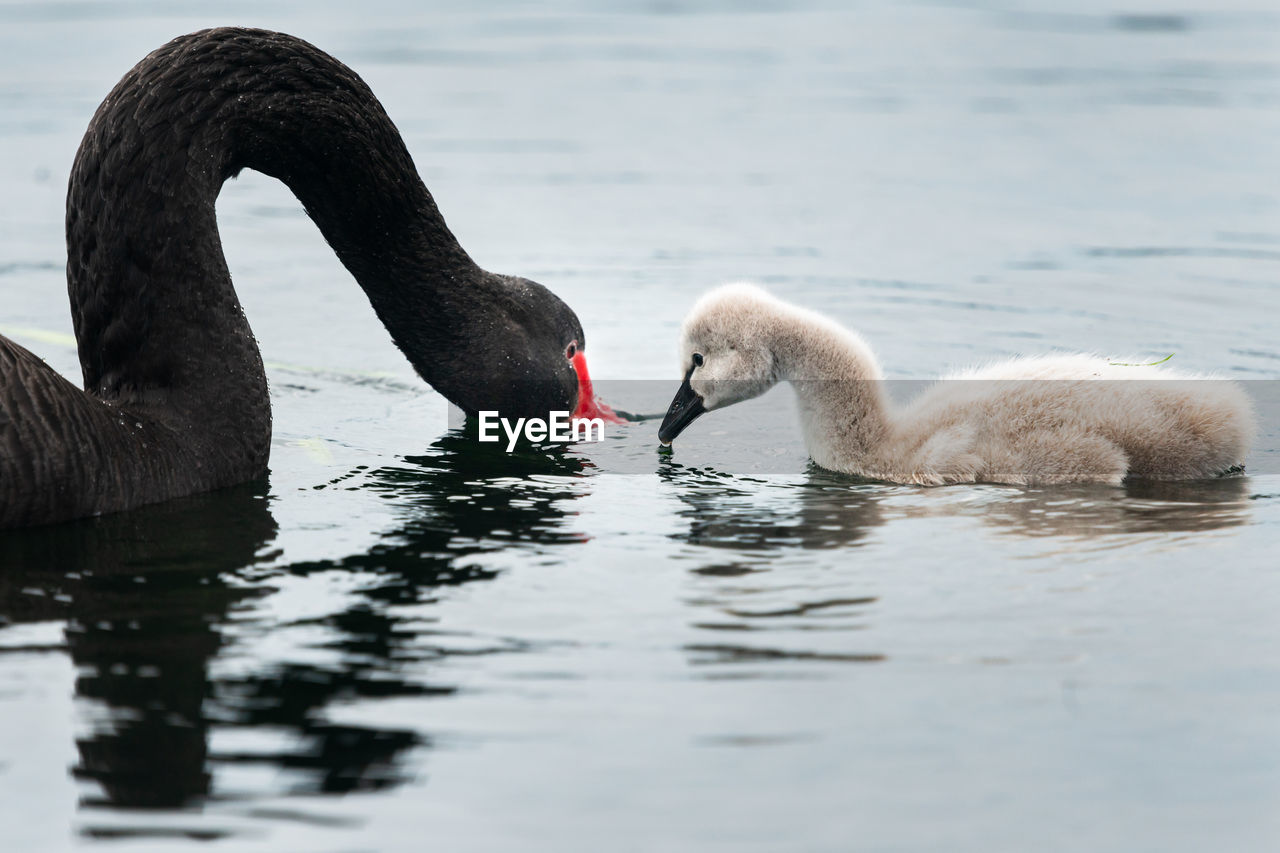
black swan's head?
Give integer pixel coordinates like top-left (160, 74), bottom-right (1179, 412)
top-left (407, 274), bottom-right (600, 421)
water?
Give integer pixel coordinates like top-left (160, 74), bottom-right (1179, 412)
top-left (2, 1), bottom-right (1279, 850)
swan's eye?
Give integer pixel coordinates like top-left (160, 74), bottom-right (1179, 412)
top-left (565, 341), bottom-right (578, 360)
top-left (692, 352), bottom-right (704, 368)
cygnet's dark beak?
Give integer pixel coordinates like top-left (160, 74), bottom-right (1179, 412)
top-left (658, 369), bottom-right (706, 445)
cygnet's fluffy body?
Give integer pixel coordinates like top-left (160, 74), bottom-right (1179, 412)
top-left (659, 284), bottom-right (1254, 486)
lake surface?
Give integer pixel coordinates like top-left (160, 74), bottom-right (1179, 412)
top-left (2, 1), bottom-right (1279, 850)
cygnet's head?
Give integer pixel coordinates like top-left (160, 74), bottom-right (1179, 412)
top-left (658, 283), bottom-right (785, 444)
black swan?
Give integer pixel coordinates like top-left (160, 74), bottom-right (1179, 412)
top-left (0, 27), bottom-right (615, 529)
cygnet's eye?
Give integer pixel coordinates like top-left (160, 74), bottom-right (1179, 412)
top-left (692, 352), bottom-right (704, 368)
top-left (565, 341), bottom-right (578, 360)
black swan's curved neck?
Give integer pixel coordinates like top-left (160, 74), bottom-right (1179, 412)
top-left (67, 27), bottom-right (477, 423)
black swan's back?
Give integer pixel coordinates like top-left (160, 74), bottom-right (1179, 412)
top-left (1, 336), bottom-right (177, 526)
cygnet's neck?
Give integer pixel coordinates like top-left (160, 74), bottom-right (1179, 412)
top-left (769, 308), bottom-right (891, 471)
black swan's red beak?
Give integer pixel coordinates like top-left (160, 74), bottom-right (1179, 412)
top-left (570, 350), bottom-right (624, 423)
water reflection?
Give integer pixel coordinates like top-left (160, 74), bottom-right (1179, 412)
top-left (0, 428), bottom-right (1259, 823)
top-left (290, 430), bottom-right (591, 592)
top-left (0, 482), bottom-right (275, 810)
top-left (658, 457), bottom-right (886, 558)
top-left (0, 430), bottom-right (594, 827)
top-left (657, 461), bottom-right (887, 669)
top-left (213, 431), bottom-right (593, 795)
top-left (972, 477), bottom-right (1253, 539)
top-left (658, 462), bottom-right (1254, 673)
top-left (660, 460), bottom-right (1253, 555)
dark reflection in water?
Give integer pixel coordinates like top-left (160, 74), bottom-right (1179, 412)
top-left (216, 433), bottom-right (593, 796)
top-left (686, 643), bottom-right (885, 666)
top-left (658, 460), bottom-right (888, 667)
top-left (0, 482), bottom-right (276, 810)
top-left (289, 431), bottom-right (591, 595)
top-left (0, 427), bottom-right (1256, 827)
top-left (0, 431), bottom-right (593, 826)
top-left (658, 457), bottom-right (886, 560)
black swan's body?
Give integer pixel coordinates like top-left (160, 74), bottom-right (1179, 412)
top-left (0, 27), bottom-right (593, 529)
